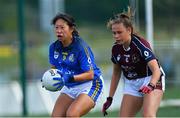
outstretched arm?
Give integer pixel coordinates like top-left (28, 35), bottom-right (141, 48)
top-left (102, 63), bottom-right (121, 116)
top-left (73, 70), bottom-right (94, 81)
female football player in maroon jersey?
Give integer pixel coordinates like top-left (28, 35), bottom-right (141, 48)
top-left (102, 8), bottom-right (165, 117)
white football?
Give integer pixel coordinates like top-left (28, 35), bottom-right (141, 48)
top-left (41, 69), bottom-right (63, 92)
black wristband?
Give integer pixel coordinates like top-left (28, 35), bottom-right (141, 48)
top-left (107, 97), bottom-right (113, 101)
top-left (148, 83), bottom-right (155, 90)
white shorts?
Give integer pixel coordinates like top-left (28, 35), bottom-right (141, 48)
top-left (60, 76), bottom-right (104, 103)
top-left (123, 74), bottom-right (165, 97)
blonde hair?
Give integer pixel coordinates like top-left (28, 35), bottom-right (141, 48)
top-left (107, 7), bottom-right (135, 34)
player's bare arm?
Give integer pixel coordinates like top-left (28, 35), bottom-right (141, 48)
top-left (148, 59), bottom-right (161, 85)
top-left (74, 70), bottom-right (94, 82)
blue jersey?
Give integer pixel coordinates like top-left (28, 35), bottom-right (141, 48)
top-left (111, 34), bottom-right (157, 80)
top-left (49, 36), bottom-right (102, 87)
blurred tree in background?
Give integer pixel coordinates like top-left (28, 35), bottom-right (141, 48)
top-left (1, 0), bottom-right (180, 34)
top-left (65, 0), bottom-right (129, 24)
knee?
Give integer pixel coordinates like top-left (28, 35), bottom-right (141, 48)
top-left (66, 110), bottom-right (80, 117)
top-left (51, 113), bottom-right (59, 118)
top-left (51, 111), bottom-right (66, 117)
top-left (51, 114), bottom-right (56, 118)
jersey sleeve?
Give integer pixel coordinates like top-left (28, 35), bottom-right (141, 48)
top-left (78, 46), bottom-right (93, 72)
top-left (49, 43), bottom-right (56, 66)
top-left (111, 55), bottom-right (118, 64)
top-left (141, 47), bottom-right (156, 62)
top-left (111, 45), bottom-right (119, 64)
top-left (134, 37), bottom-right (156, 63)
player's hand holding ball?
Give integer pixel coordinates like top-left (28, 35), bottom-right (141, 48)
top-left (41, 69), bottom-right (64, 92)
top-left (54, 70), bottom-right (74, 85)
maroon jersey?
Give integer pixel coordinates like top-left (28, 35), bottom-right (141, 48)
top-left (111, 34), bottom-right (157, 80)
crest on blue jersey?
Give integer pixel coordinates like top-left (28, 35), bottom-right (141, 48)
top-left (54, 51), bottom-right (59, 59)
top-left (69, 54), bottom-right (74, 62)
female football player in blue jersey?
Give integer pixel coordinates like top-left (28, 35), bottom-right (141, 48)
top-left (49, 13), bottom-right (104, 117)
top-left (102, 8), bottom-right (165, 117)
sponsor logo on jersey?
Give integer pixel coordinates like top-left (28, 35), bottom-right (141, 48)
top-left (127, 72), bottom-right (137, 78)
top-left (144, 51), bottom-right (149, 57)
top-left (144, 50), bottom-right (152, 60)
top-left (62, 52), bottom-right (68, 60)
top-left (88, 57), bottom-right (92, 64)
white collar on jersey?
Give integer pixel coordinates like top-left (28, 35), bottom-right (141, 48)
top-left (123, 45), bottom-right (131, 51)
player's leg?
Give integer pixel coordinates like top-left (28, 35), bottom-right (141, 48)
top-left (119, 94), bottom-right (143, 117)
top-left (142, 89), bottom-right (163, 117)
top-left (66, 78), bottom-right (104, 117)
top-left (51, 93), bottom-right (74, 117)
top-left (142, 71), bottom-right (165, 117)
top-left (66, 93), bottom-right (95, 117)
